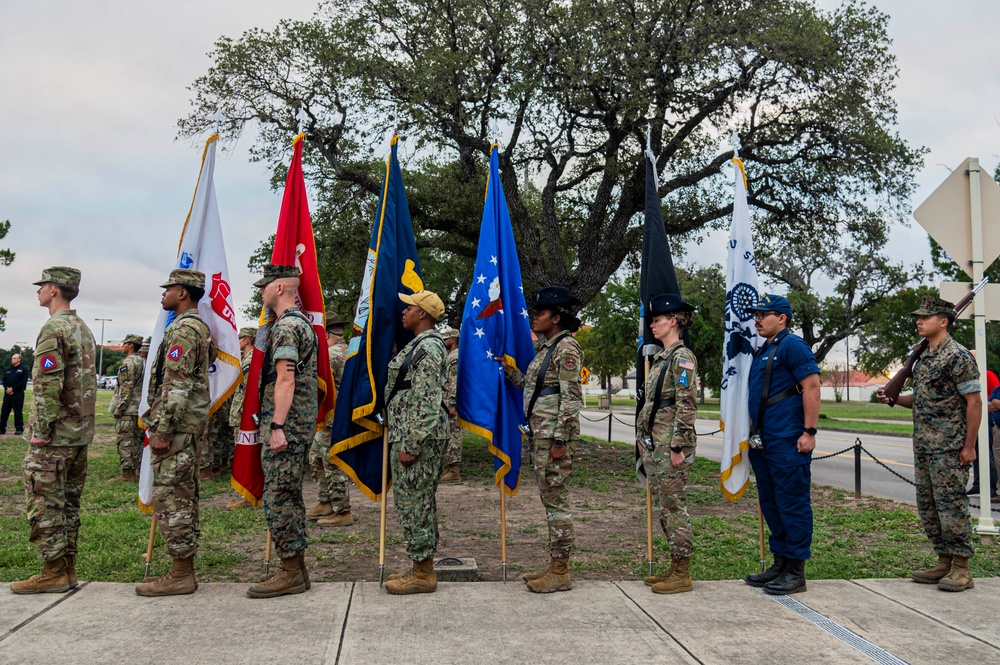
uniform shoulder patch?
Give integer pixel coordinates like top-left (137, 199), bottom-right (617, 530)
top-left (679, 359), bottom-right (694, 371)
top-left (676, 370), bottom-right (689, 387)
top-left (41, 355), bottom-right (58, 371)
top-left (167, 345), bottom-right (183, 361)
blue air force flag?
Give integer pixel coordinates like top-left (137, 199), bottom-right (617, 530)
top-left (456, 144), bottom-right (535, 495)
top-left (720, 157), bottom-right (760, 501)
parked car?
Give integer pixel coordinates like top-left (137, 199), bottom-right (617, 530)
top-left (98, 376), bottom-right (118, 390)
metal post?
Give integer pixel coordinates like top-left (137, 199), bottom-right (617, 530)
top-left (607, 385), bottom-right (613, 442)
top-left (95, 318), bottom-right (112, 376)
top-left (854, 438), bottom-right (862, 500)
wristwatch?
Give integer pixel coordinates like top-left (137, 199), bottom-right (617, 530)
top-left (669, 445), bottom-right (684, 454)
top-left (804, 427), bottom-right (817, 436)
top-left (270, 422), bottom-right (285, 430)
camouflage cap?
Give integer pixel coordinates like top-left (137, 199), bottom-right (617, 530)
top-left (33, 266), bottom-right (81, 288)
top-left (912, 296), bottom-right (955, 317)
top-left (440, 327), bottom-right (460, 340)
top-left (253, 263), bottom-right (300, 288)
top-left (122, 333), bottom-right (144, 348)
top-left (238, 326), bottom-right (258, 339)
top-left (160, 269), bottom-right (206, 290)
top-left (140, 337), bottom-right (151, 353)
top-left (399, 290), bottom-right (445, 320)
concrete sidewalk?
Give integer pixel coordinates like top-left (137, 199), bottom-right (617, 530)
top-left (2, 579), bottom-right (998, 664)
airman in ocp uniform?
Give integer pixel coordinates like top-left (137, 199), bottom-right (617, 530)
top-left (11, 267), bottom-right (96, 595)
top-left (113, 333), bottom-right (145, 481)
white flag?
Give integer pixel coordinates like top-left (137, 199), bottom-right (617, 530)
top-left (137, 134), bottom-right (242, 512)
top-left (720, 157), bottom-right (760, 501)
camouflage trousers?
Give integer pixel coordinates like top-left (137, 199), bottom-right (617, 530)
top-left (391, 437), bottom-right (446, 562)
top-left (444, 417), bottom-right (462, 466)
top-left (308, 429), bottom-right (351, 513)
top-left (527, 437), bottom-right (575, 559)
top-left (262, 430), bottom-right (309, 559)
top-left (915, 450), bottom-right (974, 559)
top-left (642, 446), bottom-right (694, 559)
top-left (23, 444), bottom-right (87, 561)
top-left (152, 433), bottom-right (200, 559)
top-left (114, 416), bottom-right (143, 471)
top-left (199, 409), bottom-right (235, 472)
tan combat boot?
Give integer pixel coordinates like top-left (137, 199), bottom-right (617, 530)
top-left (522, 560), bottom-right (553, 584)
top-left (644, 559), bottom-right (677, 587)
top-left (10, 556), bottom-right (71, 594)
top-left (938, 556), bottom-right (975, 592)
top-left (198, 467), bottom-right (215, 482)
top-left (439, 464), bottom-right (461, 483)
top-left (316, 512), bottom-right (354, 527)
top-left (135, 556), bottom-right (197, 597)
top-left (300, 554), bottom-right (311, 590)
top-left (651, 558), bottom-right (693, 594)
top-left (526, 557), bottom-right (572, 593)
top-left (387, 564), bottom-right (416, 582)
top-left (306, 502), bottom-right (334, 520)
top-left (386, 559), bottom-right (437, 595)
top-left (247, 556), bottom-right (308, 598)
top-left (910, 555), bottom-right (952, 584)
top-left (66, 554), bottom-right (78, 589)
top-left (226, 496), bottom-right (251, 510)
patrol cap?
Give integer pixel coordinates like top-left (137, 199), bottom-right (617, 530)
top-left (140, 337), bottom-right (151, 353)
top-left (532, 286), bottom-right (582, 311)
top-left (746, 293), bottom-right (793, 318)
top-left (160, 269), bottom-right (206, 290)
top-left (647, 293), bottom-right (694, 317)
top-left (912, 296), bottom-right (955, 317)
top-left (238, 326), bottom-right (258, 339)
top-left (33, 266), bottom-right (81, 288)
top-left (399, 290), bottom-right (445, 320)
top-left (440, 327), bottom-right (460, 340)
top-left (325, 311), bottom-right (346, 334)
top-left (122, 334), bottom-right (144, 348)
top-left (253, 263), bottom-right (299, 288)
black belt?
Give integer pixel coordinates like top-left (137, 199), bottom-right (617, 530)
top-left (656, 397), bottom-right (676, 410)
top-left (536, 386), bottom-right (560, 397)
top-left (766, 385), bottom-right (802, 407)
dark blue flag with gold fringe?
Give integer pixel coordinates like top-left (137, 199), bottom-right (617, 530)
top-left (330, 136), bottom-right (423, 500)
top-left (456, 144), bottom-right (535, 495)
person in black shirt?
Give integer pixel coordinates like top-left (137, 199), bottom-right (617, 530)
top-left (1, 353), bottom-right (29, 435)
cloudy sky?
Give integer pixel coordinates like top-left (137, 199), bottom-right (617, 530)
top-left (0, 0), bottom-right (997, 353)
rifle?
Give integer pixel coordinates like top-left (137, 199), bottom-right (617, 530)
top-left (880, 277), bottom-right (989, 406)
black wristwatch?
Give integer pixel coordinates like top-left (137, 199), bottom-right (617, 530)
top-left (804, 427), bottom-right (817, 436)
top-left (270, 422), bottom-right (285, 430)
top-left (670, 445), bottom-right (684, 454)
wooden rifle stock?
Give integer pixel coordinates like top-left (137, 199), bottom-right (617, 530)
top-left (880, 277), bottom-right (988, 406)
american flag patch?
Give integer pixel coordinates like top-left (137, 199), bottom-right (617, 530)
top-left (679, 360), bottom-right (694, 370)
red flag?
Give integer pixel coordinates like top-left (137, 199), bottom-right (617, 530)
top-left (231, 133), bottom-right (336, 506)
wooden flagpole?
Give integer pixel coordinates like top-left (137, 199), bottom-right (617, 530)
top-left (378, 433), bottom-right (390, 586)
top-left (500, 487), bottom-right (508, 583)
top-left (143, 515), bottom-right (157, 580)
top-left (264, 530), bottom-right (273, 576)
top-left (644, 358), bottom-right (654, 576)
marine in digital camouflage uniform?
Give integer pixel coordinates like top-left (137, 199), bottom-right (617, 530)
top-left (635, 294), bottom-right (699, 595)
top-left (879, 296), bottom-right (981, 592)
top-left (135, 269), bottom-right (215, 597)
top-left (503, 286), bottom-right (583, 593)
top-left (113, 333), bottom-right (145, 480)
top-left (11, 267), bottom-right (96, 595)
top-left (384, 290), bottom-right (450, 595)
top-left (308, 312), bottom-right (353, 526)
top-left (247, 264), bottom-right (318, 599)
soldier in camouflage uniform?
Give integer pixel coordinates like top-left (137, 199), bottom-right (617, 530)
top-left (247, 264), bottom-right (319, 599)
top-left (112, 333), bottom-right (145, 481)
top-left (226, 326), bottom-right (257, 510)
top-left (135, 269), bottom-right (215, 597)
top-left (636, 294), bottom-right (699, 595)
top-left (139, 337), bottom-right (150, 360)
top-left (439, 327), bottom-right (463, 483)
top-left (199, 394), bottom-right (235, 481)
top-left (11, 267), bottom-right (96, 595)
top-left (307, 311), bottom-right (354, 526)
top-left (384, 290), bottom-right (449, 595)
top-left (878, 296), bottom-right (981, 592)
top-left (502, 286), bottom-right (583, 594)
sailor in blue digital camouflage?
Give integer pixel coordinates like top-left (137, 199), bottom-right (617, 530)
top-left (635, 294), bottom-right (699, 595)
top-left (12, 267), bottom-right (96, 595)
top-left (879, 296), bottom-right (981, 592)
top-left (135, 269), bottom-right (215, 598)
top-left (308, 311), bottom-right (354, 527)
top-left (502, 286), bottom-right (583, 594)
top-left (384, 290), bottom-right (449, 595)
top-left (113, 333), bottom-right (145, 481)
top-left (226, 326), bottom-right (256, 510)
top-left (439, 327), bottom-right (463, 483)
top-left (247, 264), bottom-right (319, 599)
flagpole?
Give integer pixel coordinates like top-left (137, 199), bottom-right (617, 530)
top-left (264, 530), bottom-right (272, 577)
top-left (644, 358), bottom-right (654, 577)
top-left (378, 432), bottom-right (389, 587)
top-left (143, 515), bottom-right (157, 580)
top-left (757, 502), bottom-right (766, 574)
top-left (499, 487), bottom-right (507, 583)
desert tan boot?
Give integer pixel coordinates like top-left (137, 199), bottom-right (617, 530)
top-left (10, 556), bottom-right (71, 594)
top-left (911, 555), bottom-right (952, 584)
top-left (526, 557), bottom-right (572, 593)
top-left (306, 502), bottom-right (334, 520)
top-left (316, 511), bottom-right (354, 527)
top-left (135, 556), bottom-right (197, 597)
top-left (247, 556), bottom-right (308, 598)
top-left (644, 559), bottom-right (677, 586)
top-left (938, 556), bottom-right (974, 592)
top-left (386, 559), bottom-right (437, 595)
top-left (651, 558), bottom-right (693, 594)
top-left (439, 464), bottom-right (461, 483)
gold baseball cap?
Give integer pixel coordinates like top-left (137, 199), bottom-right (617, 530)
top-left (399, 290), bottom-right (444, 320)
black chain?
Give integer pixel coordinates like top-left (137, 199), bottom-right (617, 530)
top-left (579, 410), bottom-right (721, 435)
top-left (811, 443), bottom-right (858, 461)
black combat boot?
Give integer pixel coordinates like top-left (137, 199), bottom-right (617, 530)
top-left (744, 555), bottom-right (785, 588)
top-left (764, 559), bottom-right (806, 595)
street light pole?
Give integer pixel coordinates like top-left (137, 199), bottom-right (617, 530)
top-left (95, 318), bottom-right (112, 376)
top-left (845, 336), bottom-right (851, 402)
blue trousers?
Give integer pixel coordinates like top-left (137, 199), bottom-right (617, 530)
top-left (749, 442), bottom-right (813, 561)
